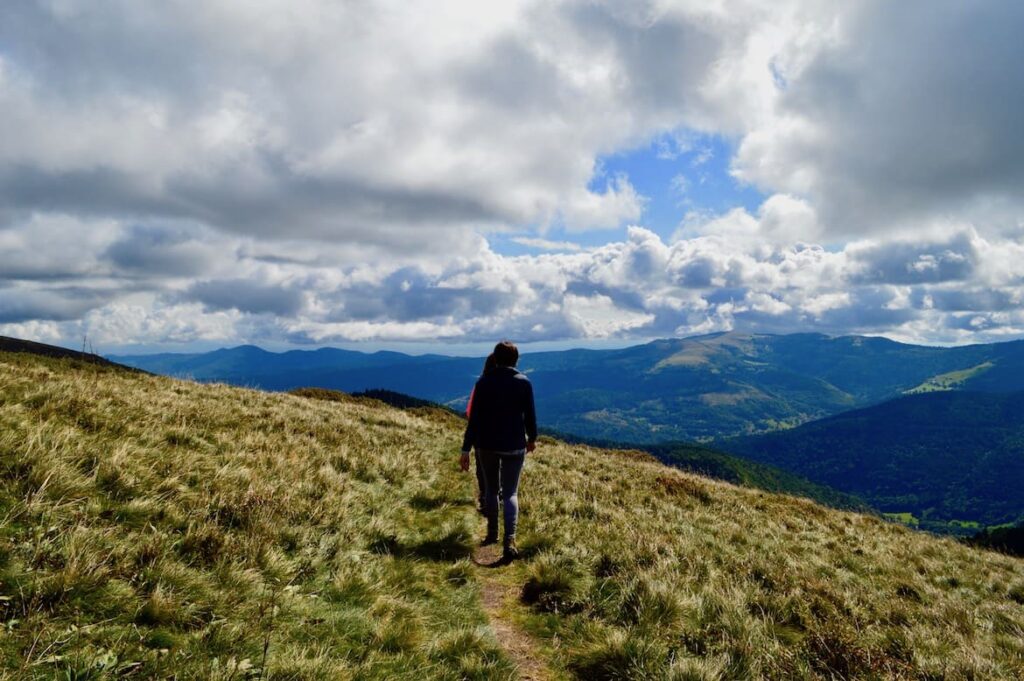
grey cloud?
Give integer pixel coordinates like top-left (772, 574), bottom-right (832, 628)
top-left (814, 288), bottom-right (919, 331)
top-left (4, 225), bottom-right (1024, 347)
top-left (331, 268), bottom-right (514, 323)
top-left (0, 2), bottom-right (211, 102)
top-left (0, 1), bottom-right (737, 246)
top-left (945, 314), bottom-right (1004, 332)
top-left (0, 286), bottom-right (112, 323)
top-left (165, 166), bottom-right (498, 246)
top-left (0, 247), bottom-right (94, 282)
top-left (675, 257), bottom-right (717, 288)
top-left (565, 281), bottom-right (647, 312)
top-left (559, 2), bottom-right (721, 114)
top-left (104, 225), bottom-right (218, 277)
top-left (738, 1), bottom-right (1024, 234)
top-left (0, 163), bottom-right (494, 254)
top-left (454, 36), bottom-right (567, 115)
top-left (0, 166), bottom-right (173, 222)
top-left (3, 1), bottom-right (1024, 348)
top-left (850, 235), bottom-right (976, 285)
top-left (185, 279), bottom-right (305, 316)
top-left (705, 287), bottom-right (748, 305)
top-left (910, 287), bottom-right (1018, 312)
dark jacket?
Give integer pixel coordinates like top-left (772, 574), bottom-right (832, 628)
top-left (461, 366), bottom-right (537, 452)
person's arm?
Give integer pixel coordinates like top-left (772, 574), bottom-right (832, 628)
top-left (523, 379), bottom-right (537, 452)
top-left (460, 382), bottom-right (479, 469)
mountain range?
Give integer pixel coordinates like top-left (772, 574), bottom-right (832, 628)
top-left (111, 331), bottom-right (1024, 442)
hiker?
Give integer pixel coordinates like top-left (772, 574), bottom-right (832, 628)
top-left (465, 353), bottom-right (497, 513)
top-left (460, 340), bottom-right (537, 561)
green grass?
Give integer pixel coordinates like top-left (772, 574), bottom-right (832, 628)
top-left (904, 362), bottom-right (995, 394)
top-left (883, 512), bottom-right (920, 527)
top-left (1, 352), bottom-right (1023, 679)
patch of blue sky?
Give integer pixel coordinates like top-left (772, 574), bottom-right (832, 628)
top-left (593, 130), bottom-right (765, 238)
top-left (492, 130), bottom-right (766, 256)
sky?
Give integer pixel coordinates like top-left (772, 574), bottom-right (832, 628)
top-left (2, 0), bottom-right (1024, 355)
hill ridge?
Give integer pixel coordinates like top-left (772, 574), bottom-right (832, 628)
top-left (0, 335), bottom-right (139, 371)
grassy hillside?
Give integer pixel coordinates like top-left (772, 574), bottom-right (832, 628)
top-left (303, 396), bottom-right (870, 514)
top-left (904, 362), bottom-right (995, 394)
top-left (544, 434), bottom-right (871, 513)
top-left (2, 353), bottom-right (1023, 679)
top-left (723, 391), bottom-right (1024, 534)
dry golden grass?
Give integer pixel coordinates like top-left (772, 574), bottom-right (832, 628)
top-left (515, 444), bottom-right (1024, 679)
top-left (0, 352), bottom-right (1022, 679)
top-left (0, 354), bottom-right (510, 679)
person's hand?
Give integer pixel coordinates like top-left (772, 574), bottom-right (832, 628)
top-left (526, 441), bottom-right (536, 453)
top-left (459, 451), bottom-right (471, 472)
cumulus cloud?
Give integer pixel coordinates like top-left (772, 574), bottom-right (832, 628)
top-left (679, 193), bottom-right (820, 243)
top-left (849, 233), bottom-right (977, 285)
top-left (5, 2), bottom-right (1022, 246)
top-left (5, 216), bottom-right (1024, 349)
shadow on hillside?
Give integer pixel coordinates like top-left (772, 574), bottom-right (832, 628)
top-left (408, 528), bottom-right (475, 561)
top-left (368, 528), bottom-right (475, 562)
top-left (408, 491), bottom-right (475, 512)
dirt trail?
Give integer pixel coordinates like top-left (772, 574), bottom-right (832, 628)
top-left (472, 544), bottom-right (551, 681)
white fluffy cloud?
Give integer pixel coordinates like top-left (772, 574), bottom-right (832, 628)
top-left (4, 214), bottom-right (1024, 349)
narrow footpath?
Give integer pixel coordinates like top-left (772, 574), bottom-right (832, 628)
top-left (472, 543), bottom-right (552, 681)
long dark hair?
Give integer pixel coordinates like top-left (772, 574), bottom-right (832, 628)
top-left (481, 353), bottom-right (497, 377)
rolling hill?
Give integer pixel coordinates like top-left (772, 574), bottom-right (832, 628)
top-left (111, 332), bottom-right (1024, 442)
top-left (722, 391), bottom-right (1024, 534)
top-left (541, 432), bottom-right (871, 514)
top-left (0, 335), bottom-right (139, 371)
top-left (3, 347), bottom-right (1023, 678)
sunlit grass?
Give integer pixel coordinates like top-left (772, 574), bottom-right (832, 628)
top-left (0, 353), bottom-right (512, 679)
top-left (511, 443), bottom-right (1024, 679)
top-left (1, 352), bottom-right (1022, 679)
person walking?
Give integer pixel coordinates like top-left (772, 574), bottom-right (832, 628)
top-left (460, 340), bottom-right (537, 562)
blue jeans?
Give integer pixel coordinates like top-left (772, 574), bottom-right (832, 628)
top-left (480, 450), bottom-right (525, 539)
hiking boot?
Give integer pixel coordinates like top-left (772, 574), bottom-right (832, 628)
top-left (502, 536), bottom-right (519, 562)
top-left (482, 517), bottom-right (498, 546)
